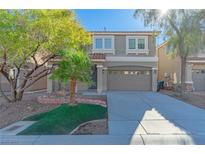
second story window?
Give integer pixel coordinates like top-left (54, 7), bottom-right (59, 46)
top-left (126, 36), bottom-right (148, 53)
top-left (128, 38), bottom-right (136, 49)
top-left (93, 36), bottom-right (114, 53)
top-left (104, 38), bottom-right (112, 49)
top-left (95, 38), bottom-right (103, 49)
top-left (138, 39), bottom-right (145, 49)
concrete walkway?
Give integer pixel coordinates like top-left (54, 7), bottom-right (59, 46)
top-left (1, 92), bottom-right (205, 145)
top-left (0, 121), bottom-right (36, 135)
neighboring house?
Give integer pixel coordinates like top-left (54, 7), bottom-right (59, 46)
top-left (157, 41), bottom-right (205, 91)
top-left (0, 56), bottom-right (47, 92)
top-left (48, 31), bottom-right (159, 93)
top-left (0, 65), bottom-right (47, 92)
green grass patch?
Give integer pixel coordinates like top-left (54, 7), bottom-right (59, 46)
top-left (23, 111), bottom-right (52, 121)
top-left (18, 104), bottom-right (107, 135)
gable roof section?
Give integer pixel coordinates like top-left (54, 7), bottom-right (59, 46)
top-left (157, 41), bottom-right (168, 50)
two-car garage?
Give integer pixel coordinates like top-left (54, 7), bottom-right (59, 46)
top-left (107, 66), bottom-right (152, 91)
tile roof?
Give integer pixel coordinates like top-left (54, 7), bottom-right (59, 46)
top-left (89, 53), bottom-right (105, 60)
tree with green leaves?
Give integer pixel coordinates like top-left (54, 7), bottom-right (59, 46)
top-left (134, 9), bottom-right (205, 94)
top-left (0, 10), bottom-right (91, 102)
top-left (51, 50), bottom-right (92, 105)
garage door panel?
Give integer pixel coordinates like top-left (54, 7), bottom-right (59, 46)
top-left (192, 69), bottom-right (205, 91)
top-left (108, 68), bottom-right (152, 91)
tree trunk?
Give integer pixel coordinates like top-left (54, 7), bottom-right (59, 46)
top-left (69, 78), bottom-right (77, 105)
top-left (10, 87), bottom-right (17, 102)
top-left (10, 89), bottom-right (24, 102)
top-left (180, 56), bottom-right (187, 95)
top-left (16, 90), bottom-right (24, 101)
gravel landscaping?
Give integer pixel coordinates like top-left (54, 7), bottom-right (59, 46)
top-left (160, 89), bottom-right (205, 110)
top-left (0, 92), bottom-right (58, 129)
top-left (71, 119), bottom-right (108, 135)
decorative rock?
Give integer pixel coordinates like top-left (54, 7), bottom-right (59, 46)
top-left (37, 95), bottom-right (107, 107)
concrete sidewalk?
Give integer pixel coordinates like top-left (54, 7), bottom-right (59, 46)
top-left (1, 92), bottom-right (205, 145)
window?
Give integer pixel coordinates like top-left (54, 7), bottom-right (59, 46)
top-left (128, 39), bottom-right (136, 49)
top-left (93, 36), bottom-right (114, 52)
top-left (104, 38), bottom-right (112, 49)
top-left (126, 36), bottom-right (148, 53)
top-left (95, 38), bottom-right (103, 49)
top-left (138, 39), bottom-right (145, 49)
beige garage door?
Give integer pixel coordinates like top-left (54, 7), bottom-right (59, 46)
top-left (108, 66), bottom-right (152, 91)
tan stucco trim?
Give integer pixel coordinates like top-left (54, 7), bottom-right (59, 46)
top-left (106, 56), bottom-right (158, 62)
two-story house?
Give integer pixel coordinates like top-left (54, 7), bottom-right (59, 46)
top-left (47, 31), bottom-right (159, 93)
top-left (157, 41), bottom-right (205, 91)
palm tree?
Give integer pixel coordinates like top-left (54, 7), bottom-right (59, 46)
top-left (134, 9), bottom-right (205, 94)
top-left (51, 50), bottom-right (92, 104)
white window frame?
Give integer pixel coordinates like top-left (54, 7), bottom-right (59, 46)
top-left (126, 36), bottom-right (149, 55)
top-left (92, 35), bottom-right (115, 54)
top-left (94, 38), bottom-right (103, 49)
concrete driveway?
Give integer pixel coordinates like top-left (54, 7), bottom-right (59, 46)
top-left (107, 91), bottom-right (205, 144)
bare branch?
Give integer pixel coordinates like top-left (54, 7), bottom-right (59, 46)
top-left (0, 85), bottom-right (11, 102)
top-left (31, 54), bottom-right (39, 67)
top-left (0, 70), bottom-right (10, 83)
top-left (22, 68), bottom-right (53, 91)
top-left (29, 67), bottom-right (52, 79)
top-left (38, 54), bottom-right (56, 67)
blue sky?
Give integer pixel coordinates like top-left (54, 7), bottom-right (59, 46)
top-left (75, 9), bottom-right (164, 45)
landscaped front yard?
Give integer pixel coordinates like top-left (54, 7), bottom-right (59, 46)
top-left (18, 104), bottom-right (107, 135)
top-left (0, 91), bottom-right (108, 135)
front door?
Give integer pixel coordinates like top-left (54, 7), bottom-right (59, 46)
top-left (89, 64), bottom-right (97, 89)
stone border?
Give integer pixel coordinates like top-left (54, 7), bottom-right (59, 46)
top-left (37, 96), bottom-right (107, 107)
top-left (69, 119), bottom-right (107, 135)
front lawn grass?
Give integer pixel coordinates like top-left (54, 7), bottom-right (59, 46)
top-left (18, 104), bottom-right (107, 135)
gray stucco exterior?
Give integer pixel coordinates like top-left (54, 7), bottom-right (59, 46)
top-left (78, 31), bottom-right (158, 93)
top-left (47, 31), bottom-right (159, 93)
top-left (87, 34), bottom-right (156, 57)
